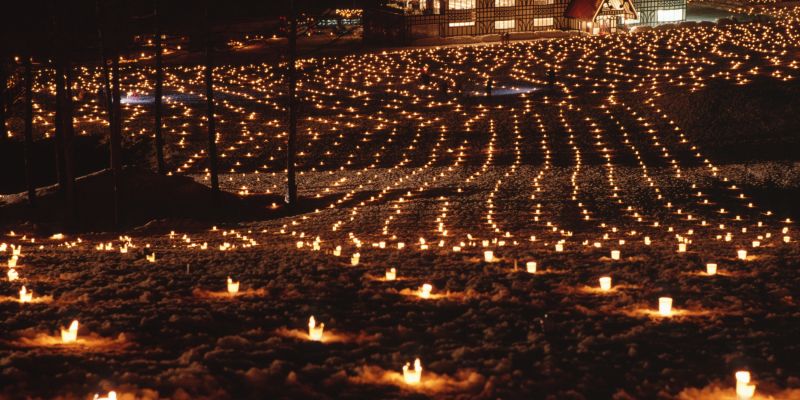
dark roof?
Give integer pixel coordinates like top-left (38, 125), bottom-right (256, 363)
top-left (564, 0), bottom-right (637, 21)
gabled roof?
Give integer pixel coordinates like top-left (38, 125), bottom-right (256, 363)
top-left (565, 0), bottom-right (638, 21)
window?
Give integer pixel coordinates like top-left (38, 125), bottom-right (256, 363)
top-left (533, 0), bottom-right (554, 4)
top-left (495, 19), bottom-right (515, 29)
top-left (449, 21), bottom-right (476, 27)
top-left (657, 9), bottom-right (683, 22)
top-left (495, 0), bottom-right (515, 6)
top-left (533, 17), bottom-right (554, 27)
top-left (449, 0), bottom-right (476, 9)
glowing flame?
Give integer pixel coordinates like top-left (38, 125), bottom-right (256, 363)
top-left (402, 358), bottom-right (422, 385)
top-left (385, 268), bottom-right (396, 281)
top-left (351, 253), bottom-right (360, 266)
top-left (146, 253), bottom-right (156, 263)
top-left (610, 250), bottom-right (620, 260)
top-left (7, 268), bottom-right (18, 281)
top-left (8, 256), bottom-right (18, 268)
top-left (483, 251), bottom-right (494, 262)
top-left (418, 283), bottom-right (432, 299)
top-left (706, 263), bottom-right (717, 275)
top-left (93, 391), bottom-right (117, 400)
top-left (526, 261), bottom-right (537, 274)
top-left (735, 371), bottom-right (756, 400)
top-left (658, 297), bottom-right (673, 317)
top-left (308, 316), bottom-right (325, 341)
top-left (599, 276), bottom-right (612, 291)
top-left (19, 286), bottom-right (33, 303)
top-left (737, 250), bottom-right (748, 260)
top-left (61, 320), bottom-right (79, 343)
top-left (227, 277), bottom-right (240, 295)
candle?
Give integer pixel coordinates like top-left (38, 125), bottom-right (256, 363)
top-left (526, 261), bottom-right (537, 274)
top-left (678, 243), bottom-right (687, 252)
top-left (308, 316), bottom-right (324, 341)
top-left (333, 246), bottom-right (341, 257)
top-left (611, 250), bottom-right (620, 260)
top-left (737, 250), bottom-right (748, 260)
top-left (7, 268), bottom-right (18, 281)
top-left (93, 391), bottom-right (117, 400)
top-left (8, 256), bottom-right (18, 268)
top-left (386, 268), bottom-right (396, 281)
top-left (706, 263), bottom-right (717, 275)
top-left (61, 320), bottom-right (79, 343)
top-left (599, 276), bottom-right (611, 291)
top-left (146, 253), bottom-right (156, 263)
top-left (484, 250), bottom-right (495, 262)
top-left (418, 283), bottom-right (432, 299)
top-left (751, 241), bottom-right (760, 248)
top-left (227, 277), bottom-right (240, 295)
top-left (735, 371), bottom-right (755, 400)
top-left (555, 243), bottom-right (564, 252)
top-left (402, 358), bottom-right (422, 385)
top-left (19, 286), bottom-right (33, 303)
top-left (644, 236), bottom-right (651, 245)
top-left (658, 297), bottom-right (673, 316)
top-left (351, 253), bottom-right (360, 266)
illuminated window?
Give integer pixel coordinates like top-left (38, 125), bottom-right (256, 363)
top-left (449, 21), bottom-right (476, 27)
top-left (657, 9), bottom-right (683, 22)
top-left (495, 0), bottom-right (515, 6)
top-left (533, 17), bottom-right (554, 26)
top-left (449, 0), bottom-right (476, 9)
top-left (533, 0), bottom-right (554, 5)
top-left (495, 19), bottom-right (515, 29)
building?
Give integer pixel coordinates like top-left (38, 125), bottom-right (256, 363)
top-left (364, 0), bottom-right (685, 42)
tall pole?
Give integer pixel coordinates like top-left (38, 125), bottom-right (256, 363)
top-left (153, 0), bottom-right (165, 174)
top-left (205, 1), bottom-right (219, 197)
top-left (285, 0), bottom-right (298, 206)
top-left (23, 56), bottom-right (36, 206)
top-left (0, 60), bottom-right (7, 145)
top-left (110, 51), bottom-right (123, 229)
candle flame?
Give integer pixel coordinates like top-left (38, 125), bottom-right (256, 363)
top-left (308, 316), bottom-right (325, 341)
top-left (402, 358), bottom-right (422, 385)
top-left (61, 320), bottom-right (79, 343)
top-left (19, 286), bottom-right (33, 303)
top-left (227, 277), bottom-right (240, 295)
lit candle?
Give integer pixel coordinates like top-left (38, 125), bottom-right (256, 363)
top-left (737, 250), bottom-right (748, 260)
top-left (658, 297), bottom-right (673, 316)
top-left (386, 268), bottom-right (397, 281)
top-left (735, 371), bottom-right (756, 400)
top-left (611, 250), bottom-right (620, 260)
top-left (61, 320), bottom-right (79, 343)
top-left (19, 286), bottom-right (33, 303)
top-left (402, 358), bottom-right (422, 385)
top-left (351, 253), bottom-right (360, 266)
top-left (526, 261), bottom-right (537, 274)
top-left (227, 277), bottom-right (240, 295)
top-left (308, 316), bottom-right (324, 341)
top-left (8, 256), bottom-right (18, 268)
top-left (93, 391), bottom-right (117, 400)
top-left (7, 268), bottom-right (18, 281)
top-left (484, 250), bottom-right (494, 262)
top-left (418, 283), bottom-right (432, 299)
top-left (555, 243), bottom-right (564, 252)
top-left (146, 253), bottom-right (156, 263)
top-left (678, 243), bottom-right (687, 252)
top-left (706, 263), bottom-right (717, 275)
top-left (751, 241), bottom-right (760, 248)
top-left (599, 276), bottom-right (612, 291)
top-left (333, 246), bottom-right (341, 256)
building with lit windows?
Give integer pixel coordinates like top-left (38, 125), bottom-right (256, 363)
top-left (364, 0), bottom-right (684, 41)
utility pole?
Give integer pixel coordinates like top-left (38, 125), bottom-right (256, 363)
top-left (153, 0), bottom-right (165, 174)
top-left (285, 0), bottom-right (298, 206)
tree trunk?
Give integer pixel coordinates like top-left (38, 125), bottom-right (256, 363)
top-left (153, 0), bottom-right (165, 174)
top-left (110, 52), bottom-right (123, 229)
top-left (285, 0), bottom-right (298, 206)
top-left (24, 57), bottom-right (36, 206)
top-left (205, 2), bottom-right (219, 197)
top-left (96, 0), bottom-right (113, 126)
